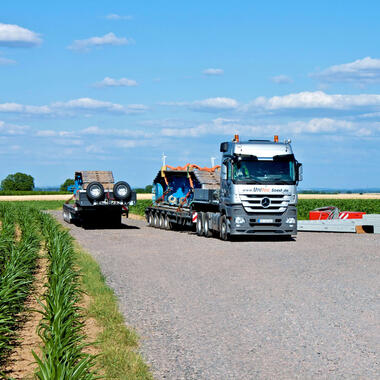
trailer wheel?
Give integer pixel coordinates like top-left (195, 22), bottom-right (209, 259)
top-left (63, 210), bottom-right (72, 224)
top-left (220, 215), bottom-right (229, 241)
top-left (196, 212), bottom-right (204, 236)
top-left (147, 211), bottom-right (154, 226)
top-left (203, 213), bottom-right (213, 238)
top-left (159, 213), bottom-right (165, 229)
top-left (164, 214), bottom-right (171, 230)
top-left (154, 213), bottom-right (160, 228)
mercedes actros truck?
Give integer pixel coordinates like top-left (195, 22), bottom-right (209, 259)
top-left (145, 135), bottom-right (303, 240)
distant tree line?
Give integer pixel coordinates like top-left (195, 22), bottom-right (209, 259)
top-left (0, 172), bottom-right (153, 193)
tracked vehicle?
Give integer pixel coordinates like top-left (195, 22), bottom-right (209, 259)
top-left (63, 171), bottom-right (136, 227)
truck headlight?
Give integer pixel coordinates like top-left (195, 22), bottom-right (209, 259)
top-left (235, 216), bottom-right (246, 224)
top-left (286, 217), bottom-right (296, 224)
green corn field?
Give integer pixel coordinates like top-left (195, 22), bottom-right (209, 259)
top-left (0, 203), bottom-right (96, 379)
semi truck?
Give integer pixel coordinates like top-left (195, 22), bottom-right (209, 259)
top-left (145, 135), bottom-right (303, 240)
top-left (62, 170), bottom-right (136, 227)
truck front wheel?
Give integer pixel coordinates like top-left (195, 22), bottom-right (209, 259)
top-left (220, 215), bottom-right (229, 241)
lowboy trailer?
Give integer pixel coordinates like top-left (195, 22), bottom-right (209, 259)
top-left (146, 135), bottom-right (303, 240)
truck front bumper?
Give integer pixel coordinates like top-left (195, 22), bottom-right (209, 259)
top-left (228, 205), bottom-right (297, 236)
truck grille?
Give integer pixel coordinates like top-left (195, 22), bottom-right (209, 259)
top-left (239, 194), bottom-right (290, 213)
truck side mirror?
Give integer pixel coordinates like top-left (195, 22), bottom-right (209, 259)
top-left (296, 163), bottom-right (303, 181)
top-left (220, 142), bottom-right (228, 152)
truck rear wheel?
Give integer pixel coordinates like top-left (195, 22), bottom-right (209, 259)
top-left (196, 212), bottom-right (204, 236)
top-left (220, 215), bottom-right (229, 241)
top-left (203, 213), bottom-right (213, 238)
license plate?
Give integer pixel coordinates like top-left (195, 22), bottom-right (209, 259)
top-left (258, 218), bottom-right (273, 223)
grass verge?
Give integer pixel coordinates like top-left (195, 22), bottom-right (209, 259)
top-left (74, 243), bottom-right (152, 380)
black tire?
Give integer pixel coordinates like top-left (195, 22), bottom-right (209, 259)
top-left (154, 213), bottom-right (160, 228)
top-left (147, 211), bottom-right (154, 226)
top-left (220, 215), bottom-right (229, 241)
top-left (62, 209), bottom-right (72, 224)
top-left (113, 181), bottom-right (132, 201)
top-left (86, 181), bottom-right (104, 201)
top-left (196, 212), bottom-right (204, 236)
top-left (159, 213), bottom-right (165, 229)
top-left (164, 214), bottom-right (171, 230)
top-left (203, 213), bottom-right (213, 238)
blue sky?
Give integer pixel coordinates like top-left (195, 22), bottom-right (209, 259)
top-left (0, 1), bottom-right (379, 189)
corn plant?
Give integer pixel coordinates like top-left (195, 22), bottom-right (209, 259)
top-left (33, 213), bottom-right (96, 379)
top-left (0, 203), bottom-right (40, 366)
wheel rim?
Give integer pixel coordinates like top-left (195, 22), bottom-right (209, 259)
top-left (221, 221), bottom-right (227, 240)
top-left (204, 218), bottom-right (208, 234)
top-left (197, 218), bottom-right (202, 235)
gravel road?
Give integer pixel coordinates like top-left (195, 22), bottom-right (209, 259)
top-left (51, 211), bottom-right (380, 379)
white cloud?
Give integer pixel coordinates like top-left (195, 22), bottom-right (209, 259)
top-left (82, 125), bottom-right (152, 138)
top-left (0, 98), bottom-right (147, 116)
top-left (249, 91), bottom-right (380, 111)
top-left (52, 98), bottom-right (147, 115)
top-left (192, 97), bottom-right (238, 111)
top-left (68, 32), bottom-right (132, 51)
top-left (161, 97), bottom-right (238, 112)
top-left (202, 68), bottom-right (224, 76)
top-left (106, 14), bottom-right (133, 20)
top-left (0, 102), bottom-right (51, 114)
top-left (0, 120), bottom-right (30, 135)
top-left (0, 23), bottom-right (42, 47)
top-left (94, 77), bottom-right (138, 87)
top-left (312, 57), bottom-right (380, 84)
top-left (0, 56), bottom-right (16, 65)
top-left (160, 117), bottom-right (377, 138)
top-left (271, 75), bottom-right (293, 84)
top-left (36, 130), bottom-right (74, 137)
top-left (53, 97), bottom-right (125, 113)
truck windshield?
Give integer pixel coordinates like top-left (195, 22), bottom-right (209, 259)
top-left (233, 156), bottom-right (296, 184)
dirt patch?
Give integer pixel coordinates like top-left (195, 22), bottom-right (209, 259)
top-left (80, 293), bottom-right (101, 358)
top-left (4, 254), bottom-right (48, 379)
top-left (127, 213), bottom-right (145, 221)
top-left (14, 224), bottom-right (22, 243)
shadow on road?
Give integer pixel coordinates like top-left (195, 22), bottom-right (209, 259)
top-left (78, 222), bottom-right (140, 231)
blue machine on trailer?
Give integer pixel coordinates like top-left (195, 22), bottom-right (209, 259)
top-left (146, 164), bottom-right (221, 230)
top-left (153, 170), bottom-right (202, 207)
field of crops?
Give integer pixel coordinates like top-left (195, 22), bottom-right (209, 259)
top-left (0, 203), bottom-right (96, 379)
top-left (0, 191), bottom-right (70, 196)
top-left (130, 199), bottom-right (380, 219)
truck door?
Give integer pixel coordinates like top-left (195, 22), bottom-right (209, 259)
top-left (220, 158), bottom-right (233, 205)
